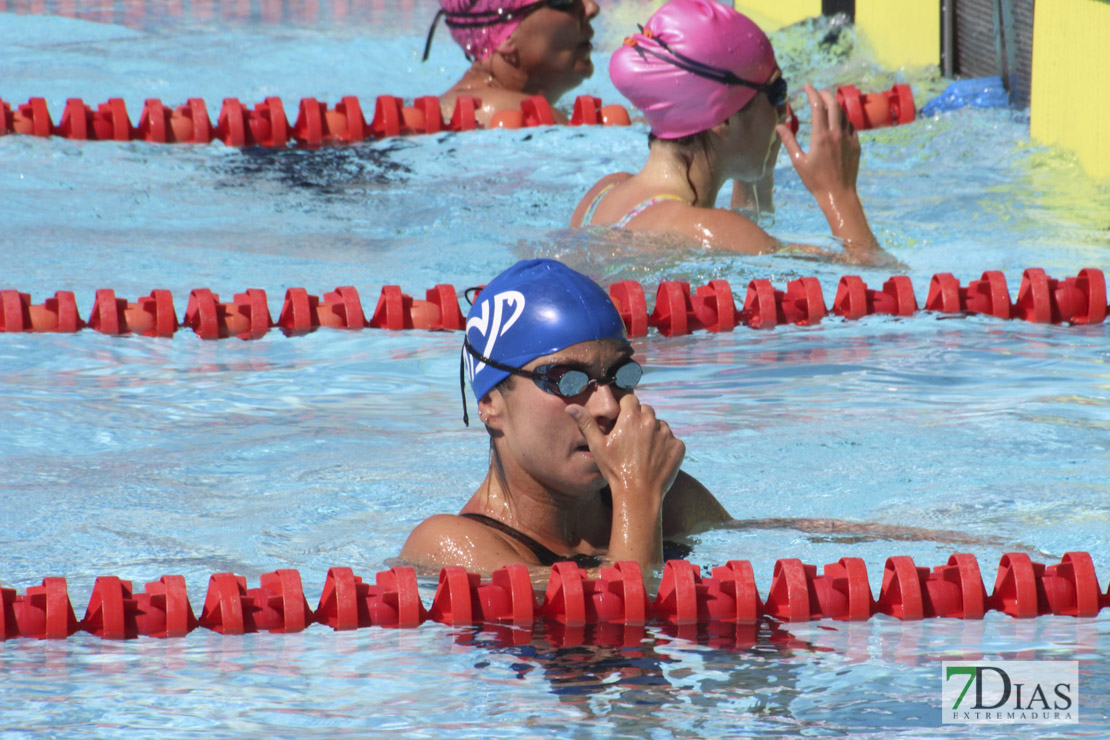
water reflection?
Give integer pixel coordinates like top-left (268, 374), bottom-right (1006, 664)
top-left (446, 618), bottom-right (825, 724)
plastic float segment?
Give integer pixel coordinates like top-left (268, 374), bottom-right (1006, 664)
top-left (989, 553), bottom-right (1049, 618)
top-left (875, 556), bottom-right (928, 621)
top-left (835, 84), bottom-right (917, 130)
top-left (651, 559), bottom-right (704, 625)
top-left (12, 577), bottom-right (81, 639)
top-left (812, 557), bottom-right (874, 621)
top-left (368, 567), bottom-right (426, 627)
top-left (691, 279), bottom-right (737, 332)
top-left (922, 552), bottom-right (988, 619)
top-left (649, 281), bottom-right (698, 337)
top-left (588, 561), bottom-right (648, 625)
top-left (476, 563), bottom-right (536, 626)
top-left (540, 562), bottom-right (589, 626)
top-left (57, 98), bottom-right (93, 140)
top-left (1, 290), bottom-right (82, 332)
top-left (608, 280), bottom-right (649, 337)
top-left (705, 560), bottom-right (763, 623)
top-left (764, 558), bottom-right (823, 622)
top-left (429, 566), bottom-right (481, 626)
top-left (248, 569), bottom-right (314, 633)
top-left (198, 573), bottom-right (256, 635)
top-left (82, 576), bottom-right (140, 639)
top-left (1, 583), bottom-right (18, 640)
top-left (133, 575), bottom-right (198, 638)
top-left (93, 98), bottom-right (132, 142)
top-left (0, 98), bottom-right (11, 136)
top-left (520, 95), bottom-right (555, 127)
top-left (570, 95), bottom-right (601, 125)
top-left (1040, 552), bottom-right (1102, 618)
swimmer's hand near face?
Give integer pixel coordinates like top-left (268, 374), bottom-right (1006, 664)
top-left (778, 83), bottom-right (860, 198)
top-left (776, 83), bottom-right (882, 264)
top-left (566, 394), bottom-right (684, 572)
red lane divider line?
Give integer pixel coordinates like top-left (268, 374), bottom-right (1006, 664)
top-left (1, 83), bottom-right (915, 146)
top-left (1, 551), bottom-right (1105, 642)
top-left (0, 94), bottom-right (632, 147)
top-left (2, 269), bottom-right (1105, 340)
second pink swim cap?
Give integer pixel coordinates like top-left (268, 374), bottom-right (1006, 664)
top-left (436, 0), bottom-right (536, 62)
top-left (610, 0), bottom-right (777, 139)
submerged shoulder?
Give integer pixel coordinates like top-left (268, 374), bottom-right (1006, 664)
top-left (648, 205), bottom-right (777, 255)
top-left (661, 470), bottom-right (731, 538)
top-left (400, 513), bottom-right (534, 571)
top-left (440, 85), bottom-right (568, 128)
top-left (688, 207), bottom-right (777, 256)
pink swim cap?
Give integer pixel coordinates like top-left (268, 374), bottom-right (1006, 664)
top-left (610, 0), bottom-right (777, 139)
top-left (434, 0), bottom-right (536, 62)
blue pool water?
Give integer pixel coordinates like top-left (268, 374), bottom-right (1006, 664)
top-left (2, 0), bottom-right (1109, 736)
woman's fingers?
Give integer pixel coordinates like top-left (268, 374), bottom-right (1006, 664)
top-left (566, 403), bottom-right (604, 448)
top-left (818, 88), bottom-right (842, 133)
top-left (805, 83), bottom-right (827, 133)
top-left (777, 123), bottom-right (803, 162)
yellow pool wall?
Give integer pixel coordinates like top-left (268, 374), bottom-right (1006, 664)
top-left (733, 0), bottom-right (1109, 179)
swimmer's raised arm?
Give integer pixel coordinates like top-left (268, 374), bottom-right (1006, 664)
top-left (566, 393), bottom-right (685, 572)
top-left (662, 470), bottom-right (731, 537)
top-left (777, 83), bottom-right (881, 264)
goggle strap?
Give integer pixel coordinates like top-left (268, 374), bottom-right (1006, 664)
top-left (627, 27), bottom-right (770, 92)
top-left (459, 348), bottom-right (470, 426)
top-left (422, 9), bottom-right (445, 63)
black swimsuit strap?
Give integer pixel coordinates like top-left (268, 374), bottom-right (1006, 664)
top-left (459, 513), bottom-right (600, 568)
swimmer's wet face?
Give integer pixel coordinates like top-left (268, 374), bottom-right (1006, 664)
top-left (483, 339), bottom-right (636, 493)
top-left (509, 0), bottom-right (599, 98)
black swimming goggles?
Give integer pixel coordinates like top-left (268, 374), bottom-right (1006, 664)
top-left (625, 27), bottom-right (789, 108)
top-left (423, 0), bottom-right (578, 62)
top-left (460, 336), bottom-right (643, 426)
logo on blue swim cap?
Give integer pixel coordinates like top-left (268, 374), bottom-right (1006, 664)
top-left (463, 259), bottom-right (628, 407)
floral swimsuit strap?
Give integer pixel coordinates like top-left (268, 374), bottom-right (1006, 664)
top-left (582, 182), bottom-right (689, 227)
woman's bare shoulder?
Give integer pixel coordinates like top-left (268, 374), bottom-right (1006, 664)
top-left (570, 172), bottom-right (634, 227)
top-left (661, 470), bottom-right (731, 538)
top-left (400, 513), bottom-right (537, 572)
top-left (630, 204), bottom-right (779, 255)
top-left (439, 86), bottom-right (570, 128)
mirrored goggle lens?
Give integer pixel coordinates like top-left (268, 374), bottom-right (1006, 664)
top-left (549, 361), bottom-right (643, 397)
top-left (768, 77), bottom-right (788, 107)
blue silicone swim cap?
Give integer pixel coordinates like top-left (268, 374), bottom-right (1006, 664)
top-left (463, 259), bottom-right (628, 411)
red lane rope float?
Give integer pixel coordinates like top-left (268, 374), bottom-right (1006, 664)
top-left (2, 551), bottom-right (1106, 642)
top-left (835, 83), bottom-right (917, 131)
top-left (1, 268), bottom-right (1105, 341)
top-left (0, 94), bottom-right (632, 148)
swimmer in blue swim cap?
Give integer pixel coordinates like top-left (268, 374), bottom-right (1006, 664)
top-left (401, 259), bottom-right (730, 575)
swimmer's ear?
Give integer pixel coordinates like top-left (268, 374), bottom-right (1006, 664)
top-left (477, 387), bottom-right (508, 431)
top-left (707, 117), bottom-right (731, 145)
top-left (494, 37), bottom-right (521, 68)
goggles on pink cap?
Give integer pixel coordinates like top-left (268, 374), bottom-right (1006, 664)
top-left (625, 27), bottom-right (788, 109)
top-left (609, 0), bottom-right (778, 139)
top-left (423, 0), bottom-right (578, 62)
